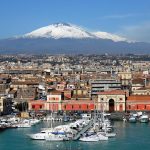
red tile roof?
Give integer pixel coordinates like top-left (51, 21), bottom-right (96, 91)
top-left (127, 95), bottom-right (150, 101)
top-left (62, 100), bottom-right (95, 104)
top-left (132, 78), bottom-right (144, 84)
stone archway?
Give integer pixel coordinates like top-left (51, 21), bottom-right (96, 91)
top-left (109, 99), bottom-right (115, 112)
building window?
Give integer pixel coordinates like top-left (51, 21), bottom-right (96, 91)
top-left (128, 105), bottom-right (131, 109)
top-left (87, 105), bottom-right (88, 109)
top-left (119, 104), bottom-right (123, 111)
top-left (120, 98), bottom-right (122, 101)
top-left (101, 98), bottom-right (104, 101)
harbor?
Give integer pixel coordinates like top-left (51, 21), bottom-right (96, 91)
top-left (0, 0), bottom-right (150, 149)
top-left (0, 118), bottom-right (150, 150)
top-left (1, 111), bottom-right (150, 150)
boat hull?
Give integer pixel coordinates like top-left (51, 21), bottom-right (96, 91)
top-left (129, 118), bottom-right (137, 123)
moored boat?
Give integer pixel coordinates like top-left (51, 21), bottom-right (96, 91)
top-left (139, 115), bottom-right (149, 123)
top-left (45, 133), bottom-right (65, 141)
top-left (129, 116), bottom-right (137, 123)
top-left (97, 132), bottom-right (108, 141)
top-left (28, 129), bottom-right (53, 140)
top-left (79, 134), bottom-right (100, 142)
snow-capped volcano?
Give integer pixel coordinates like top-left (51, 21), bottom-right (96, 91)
top-left (1, 22), bottom-right (150, 54)
top-left (23, 23), bottom-right (127, 42)
top-left (24, 23), bottom-right (96, 39)
top-left (93, 31), bottom-right (127, 42)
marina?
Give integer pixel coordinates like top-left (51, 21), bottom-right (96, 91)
top-left (1, 119), bottom-right (150, 150)
top-left (0, 112), bottom-right (150, 150)
top-left (0, 0), bottom-right (150, 150)
top-left (0, 112), bottom-right (116, 141)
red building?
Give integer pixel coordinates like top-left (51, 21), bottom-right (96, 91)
top-left (126, 95), bottom-right (150, 111)
top-left (28, 99), bottom-right (95, 112)
top-left (62, 100), bottom-right (94, 111)
top-left (29, 100), bottom-right (46, 111)
top-left (29, 95), bottom-right (150, 112)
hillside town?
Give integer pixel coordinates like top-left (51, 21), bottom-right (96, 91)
top-left (0, 54), bottom-right (150, 116)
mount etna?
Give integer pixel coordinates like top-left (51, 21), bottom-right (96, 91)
top-left (0, 23), bottom-right (150, 54)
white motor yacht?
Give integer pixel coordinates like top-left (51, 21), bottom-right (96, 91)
top-left (29, 119), bottom-right (41, 125)
top-left (97, 132), bottom-right (108, 141)
top-left (29, 129), bottom-right (53, 140)
top-left (139, 114), bottom-right (149, 123)
top-left (99, 131), bottom-right (116, 138)
top-left (45, 132), bottom-right (66, 141)
top-left (17, 119), bottom-right (32, 128)
top-left (105, 132), bottom-right (116, 138)
top-left (17, 123), bottom-right (31, 128)
top-left (129, 116), bottom-right (137, 123)
top-left (79, 134), bottom-right (100, 142)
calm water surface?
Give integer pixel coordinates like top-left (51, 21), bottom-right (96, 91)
top-left (0, 121), bottom-right (150, 150)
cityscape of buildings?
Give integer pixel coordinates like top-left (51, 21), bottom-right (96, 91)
top-left (1, 54), bottom-right (150, 115)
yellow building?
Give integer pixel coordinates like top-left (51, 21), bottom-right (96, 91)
top-left (118, 72), bottom-right (132, 88)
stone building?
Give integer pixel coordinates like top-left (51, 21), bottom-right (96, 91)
top-left (97, 90), bottom-right (127, 112)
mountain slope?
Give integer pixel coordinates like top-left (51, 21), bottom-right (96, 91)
top-left (23, 23), bottom-right (96, 39)
top-left (22, 23), bottom-right (126, 42)
top-left (93, 31), bottom-right (127, 42)
top-left (0, 23), bottom-right (150, 54)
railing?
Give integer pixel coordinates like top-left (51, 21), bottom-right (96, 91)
top-left (73, 119), bottom-right (94, 140)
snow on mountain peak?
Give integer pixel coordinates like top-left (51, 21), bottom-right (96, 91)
top-left (23, 22), bottom-right (128, 42)
top-left (93, 31), bottom-right (127, 42)
top-left (24, 23), bottom-right (95, 39)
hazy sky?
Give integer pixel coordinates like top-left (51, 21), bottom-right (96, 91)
top-left (0, 0), bottom-right (150, 42)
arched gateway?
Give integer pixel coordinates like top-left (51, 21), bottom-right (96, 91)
top-left (109, 99), bottom-right (115, 112)
top-left (98, 90), bottom-right (126, 112)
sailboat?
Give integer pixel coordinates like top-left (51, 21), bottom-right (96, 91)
top-left (44, 103), bottom-right (66, 141)
top-left (98, 104), bottom-right (116, 138)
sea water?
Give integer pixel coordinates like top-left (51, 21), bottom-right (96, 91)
top-left (0, 121), bottom-right (150, 150)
